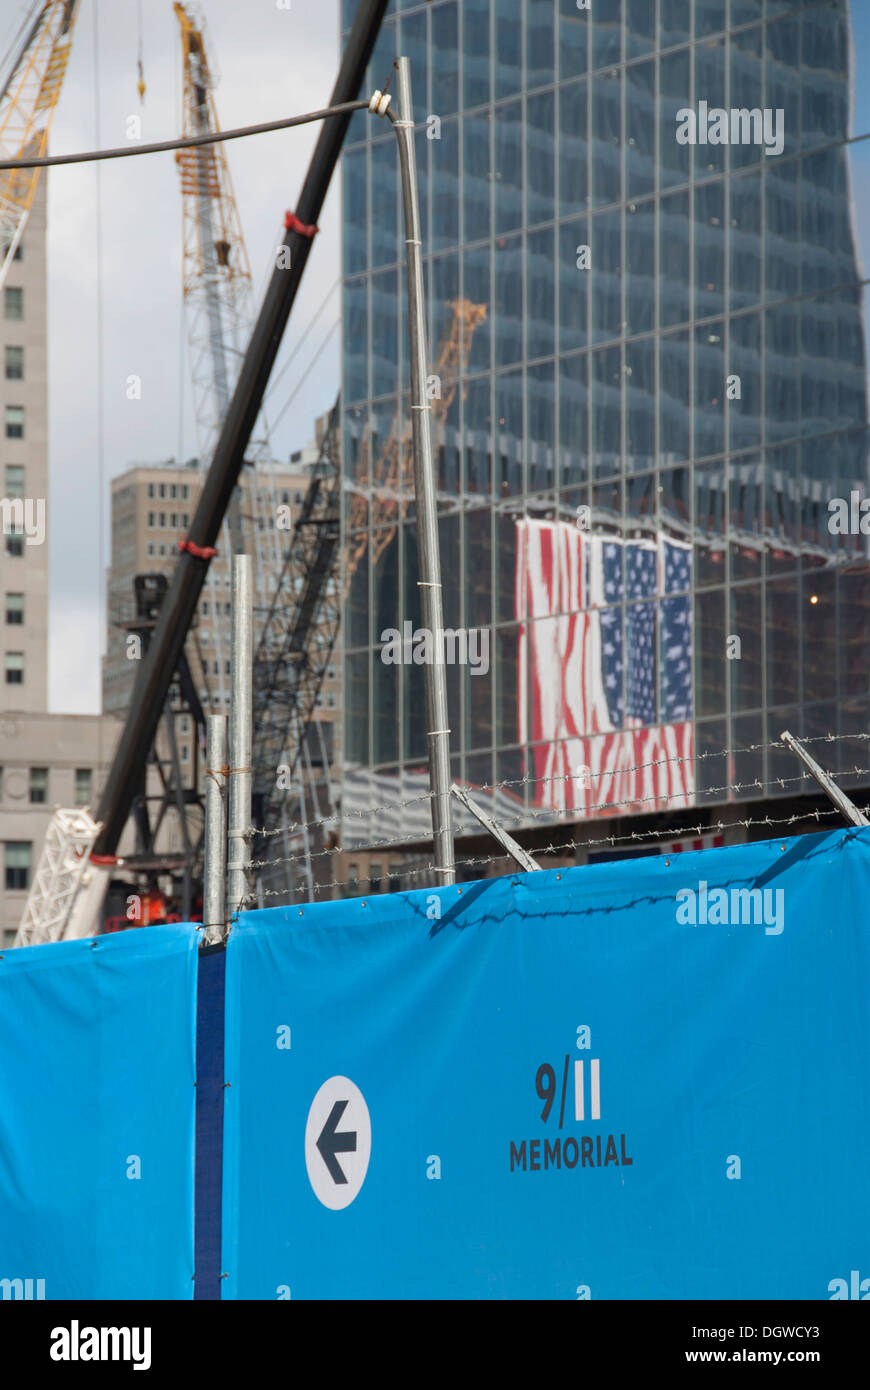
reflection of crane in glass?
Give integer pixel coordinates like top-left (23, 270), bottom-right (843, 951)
top-left (249, 298), bottom-right (486, 903)
top-left (344, 297), bottom-right (487, 589)
top-left (0, 0), bottom-right (80, 287)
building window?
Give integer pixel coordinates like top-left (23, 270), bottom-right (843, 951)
top-left (74, 768), bottom-right (92, 806)
top-left (147, 541), bottom-right (155, 556)
top-left (327, 692), bottom-right (336, 709)
top-left (158, 483), bottom-right (166, 499)
top-left (5, 592), bottom-right (24, 625)
top-left (348, 863), bottom-right (359, 892)
top-left (181, 484), bottom-right (189, 500)
top-left (13, 243), bottom-right (22, 262)
top-left (181, 743), bottom-right (189, 763)
top-left (369, 862), bottom-right (383, 891)
top-left (4, 652), bottom-right (23, 683)
top-left (182, 512), bottom-right (189, 526)
top-left (4, 841), bottom-right (30, 891)
top-left (5, 345), bottom-right (23, 380)
top-left (147, 482), bottom-right (155, 498)
top-left (147, 512), bottom-right (155, 527)
top-left (5, 535), bottom-right (23, 557)
top-left (158, 512), bottom-right (166, 527)
top-left (202, 601), bottom-right (209, 616)
top-left (171, 512), bottom-right (177, 527)
top-left (29, 767), bottom-right (48, 804)
top-left (5, 465), bottom-right (24, 497)
top-left (4, 286), bottom-right (23, 320)
top-left (5, 405), bottom-right (24, 439)
top-left (159, 543), bottom-right (166, 556)
top-left (170, 483), bottom-right (177, 499)
top-left (180, 716), bottom-right (190, 734)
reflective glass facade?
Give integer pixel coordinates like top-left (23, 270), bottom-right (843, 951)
top-left (340, 0), bottom-right (870, 849)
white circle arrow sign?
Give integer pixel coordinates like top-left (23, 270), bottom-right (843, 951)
top-left (304, 1076), bottom-right (371, 1210)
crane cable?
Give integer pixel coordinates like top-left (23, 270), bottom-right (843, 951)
top-left (0, 98), bottom-right (371, 168)
top-left (94, 0), bottom-right (105, 777)
top-left (136, 0), bottom-right (145, 103)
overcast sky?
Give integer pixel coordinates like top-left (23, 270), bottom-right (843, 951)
top-left (13, 0), bottom-right (341, 713)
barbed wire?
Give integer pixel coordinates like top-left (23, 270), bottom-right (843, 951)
top-left (231, 800), bottom-right (869, 912)
top-left (243, 762), bottom-right (870, 875)
top-left (245, 731), bottom-right (870, 843)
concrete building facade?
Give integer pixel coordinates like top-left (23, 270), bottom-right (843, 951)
top-left (0, 175), bottom-right (49, 712)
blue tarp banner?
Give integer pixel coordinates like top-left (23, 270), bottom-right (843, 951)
top-left (0, 925), bottom-right (199, 1300)
top-left (222, 826), bottom-right (870, 1299)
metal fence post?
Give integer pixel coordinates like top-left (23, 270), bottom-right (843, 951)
top-left (227, 554), bottom-right (253, 920)
top-left (203, 714), bottom-right (228, 945)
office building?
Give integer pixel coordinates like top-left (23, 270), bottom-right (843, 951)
top-left (339, 0), bottom-right (870, 869)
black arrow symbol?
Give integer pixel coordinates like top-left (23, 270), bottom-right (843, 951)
top-left (316, 1099), bottom-right (357, 1184)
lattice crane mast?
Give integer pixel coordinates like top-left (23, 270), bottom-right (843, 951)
top-left (174, 1), bottom-right (282, 685)
top-left (345, 298), bottom-right (486, 587)
top-left (0, 0), bottom-right (80, 287)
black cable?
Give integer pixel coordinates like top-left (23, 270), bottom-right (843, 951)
top-left (0, 97), bottom-right (370, 170)
top-left (263, 275), bottom-right (341, 405)
top-left (269, 320), bottom-right (340, 434)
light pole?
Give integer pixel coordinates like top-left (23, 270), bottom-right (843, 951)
top-left (375, 57), bottom-right (456, 885)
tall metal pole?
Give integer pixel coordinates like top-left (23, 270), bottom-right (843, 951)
top-left (227, 555), bottom-right (253, 918)
top-left (389, 59), bottom-right (455, 883)
top-left (203, 714), bottom-right (228, 945)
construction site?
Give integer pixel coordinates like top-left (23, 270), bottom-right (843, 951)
top-left (0, 0), bottom-right (869, 1325)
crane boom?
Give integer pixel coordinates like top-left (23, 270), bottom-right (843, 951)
top-left (0, 0), bottom-right (80, 289)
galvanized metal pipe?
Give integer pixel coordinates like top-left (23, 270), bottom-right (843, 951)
top-left (203, 714), bottom-right (228, 945)
top-left (389, 57), bottom-right (455, 884)
top-left (227, 555), bottom-right (253, 919)
top-left (780, 729), bottom-right (869, 828)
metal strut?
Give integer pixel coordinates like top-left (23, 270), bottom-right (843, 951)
top-left (450, 784), bottom-right (541, 874)
top-left (780, 730), bottom-right (869, 828)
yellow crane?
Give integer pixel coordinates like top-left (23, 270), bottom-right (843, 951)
top-left (173, 1), bottom-right (285, 711)
top-left (0, 0), bottom-right (80, 288)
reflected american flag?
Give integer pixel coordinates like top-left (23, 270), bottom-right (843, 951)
top-left (515, 519), bottom-right (695, 815)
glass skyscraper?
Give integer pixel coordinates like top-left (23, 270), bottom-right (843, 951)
top-left (339, 0), bottom-right (870, 860)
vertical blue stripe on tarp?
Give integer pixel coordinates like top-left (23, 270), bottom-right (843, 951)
top-left (195, 944), bottom-right (226, 1300)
